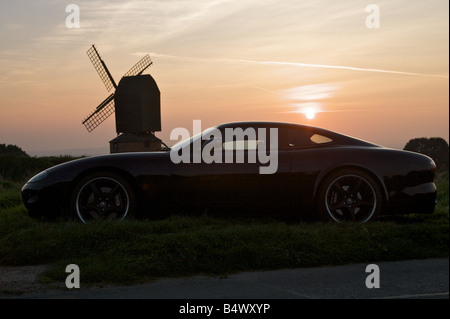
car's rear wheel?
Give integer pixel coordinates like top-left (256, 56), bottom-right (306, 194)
top-left (71, 172), bottom-right (135, 223)
top-left (318, 169), bottom-right (382, 223)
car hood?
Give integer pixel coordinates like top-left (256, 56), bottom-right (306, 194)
top-left (25, 151), bottom-right (172, 185)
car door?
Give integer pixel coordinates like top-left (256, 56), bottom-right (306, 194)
top-left (285, 127), bottom-right (334, 207)
top-left (170, 124), bottom-right (290, 212)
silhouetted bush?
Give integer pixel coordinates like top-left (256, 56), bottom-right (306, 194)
top-left (404, 137), bottom-right (449, 172)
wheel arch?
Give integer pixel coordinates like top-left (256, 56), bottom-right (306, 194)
top-left (68, 166), bottom-right (140, 222)
top-left (314, 165), bottom-right (388, 207)
top-left (69, 166), bottom-right (141, 206)
top-left (72, 165), bottom-right (136, 185)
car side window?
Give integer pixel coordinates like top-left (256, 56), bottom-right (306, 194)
top-left (222, 139), bottom-right (262, 151)
top-left (220, 126), bottom-right (278, 151)
top-left (310, 134), bottom-right (332, 144)
top-left (284, 128), bottom-right (333, 148)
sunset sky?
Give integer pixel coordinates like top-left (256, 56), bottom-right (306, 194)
top-left (0, 0), bottom-right (448, 155)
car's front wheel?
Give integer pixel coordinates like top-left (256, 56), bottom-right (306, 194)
top-left (71, 172), bottom-right (135, 223)
top-left (318, 169), bottom-right (382, 223)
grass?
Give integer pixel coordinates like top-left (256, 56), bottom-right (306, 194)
top-left (0, 172), bottom-right (448, 287)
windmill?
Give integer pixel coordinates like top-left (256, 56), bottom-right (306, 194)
top-left (82, 45), bottom-right (163, 153)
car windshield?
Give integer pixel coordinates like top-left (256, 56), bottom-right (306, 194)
top-left (171, 126), bottom-right (217, 151)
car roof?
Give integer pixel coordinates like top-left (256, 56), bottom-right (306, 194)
top-left (215, 121), bottom-right (379, 147)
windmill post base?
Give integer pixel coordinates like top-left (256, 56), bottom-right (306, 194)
top-left (109, 132), bottom-right (162, 154)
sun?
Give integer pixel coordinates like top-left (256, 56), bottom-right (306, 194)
top-left (305, 108), bottom-right (316, 120)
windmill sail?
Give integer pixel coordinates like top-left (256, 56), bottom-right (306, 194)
top-left (82, 94), bottom-right (115, 132)
top-left (124, 54), bottom-right (152, 77)
top-left (86, 45), bottom-right (117, 92)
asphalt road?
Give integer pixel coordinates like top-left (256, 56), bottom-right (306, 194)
top-left (3, 258), bottom-right (448, 300)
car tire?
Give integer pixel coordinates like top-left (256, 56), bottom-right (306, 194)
top-left (317, 169), bottom-right (382, 223)
top-left (71, 171), bottom-right (135, 223)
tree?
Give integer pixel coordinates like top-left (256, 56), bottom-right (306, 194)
top-left (404, 137), bottom-right (449, 172)
top-left (0, 143), bottom-right (29, 157)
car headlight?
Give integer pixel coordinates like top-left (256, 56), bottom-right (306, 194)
top-left (28, 170), bottom-right (48, 183)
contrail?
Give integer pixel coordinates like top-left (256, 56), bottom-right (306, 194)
top-left (229, 59), bottom-right (449, 79)
top-left (148, 52), bottom-right (448, 79)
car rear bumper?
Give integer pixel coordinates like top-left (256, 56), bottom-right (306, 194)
top-left (385, 182), bottom-right (437, 215)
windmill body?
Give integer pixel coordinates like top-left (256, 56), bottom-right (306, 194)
top-left (115, 75), bottom-right (161, 134)
top-left (82, 45), bottom-right (162, 153)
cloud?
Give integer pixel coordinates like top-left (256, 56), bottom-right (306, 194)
top-left (283, 84), bottom-right (338, 101)
top-left (4, 23), bottom-right (26, 31)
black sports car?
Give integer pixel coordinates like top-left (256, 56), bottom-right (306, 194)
top-left (21, 122), bottom-right (437, 223)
